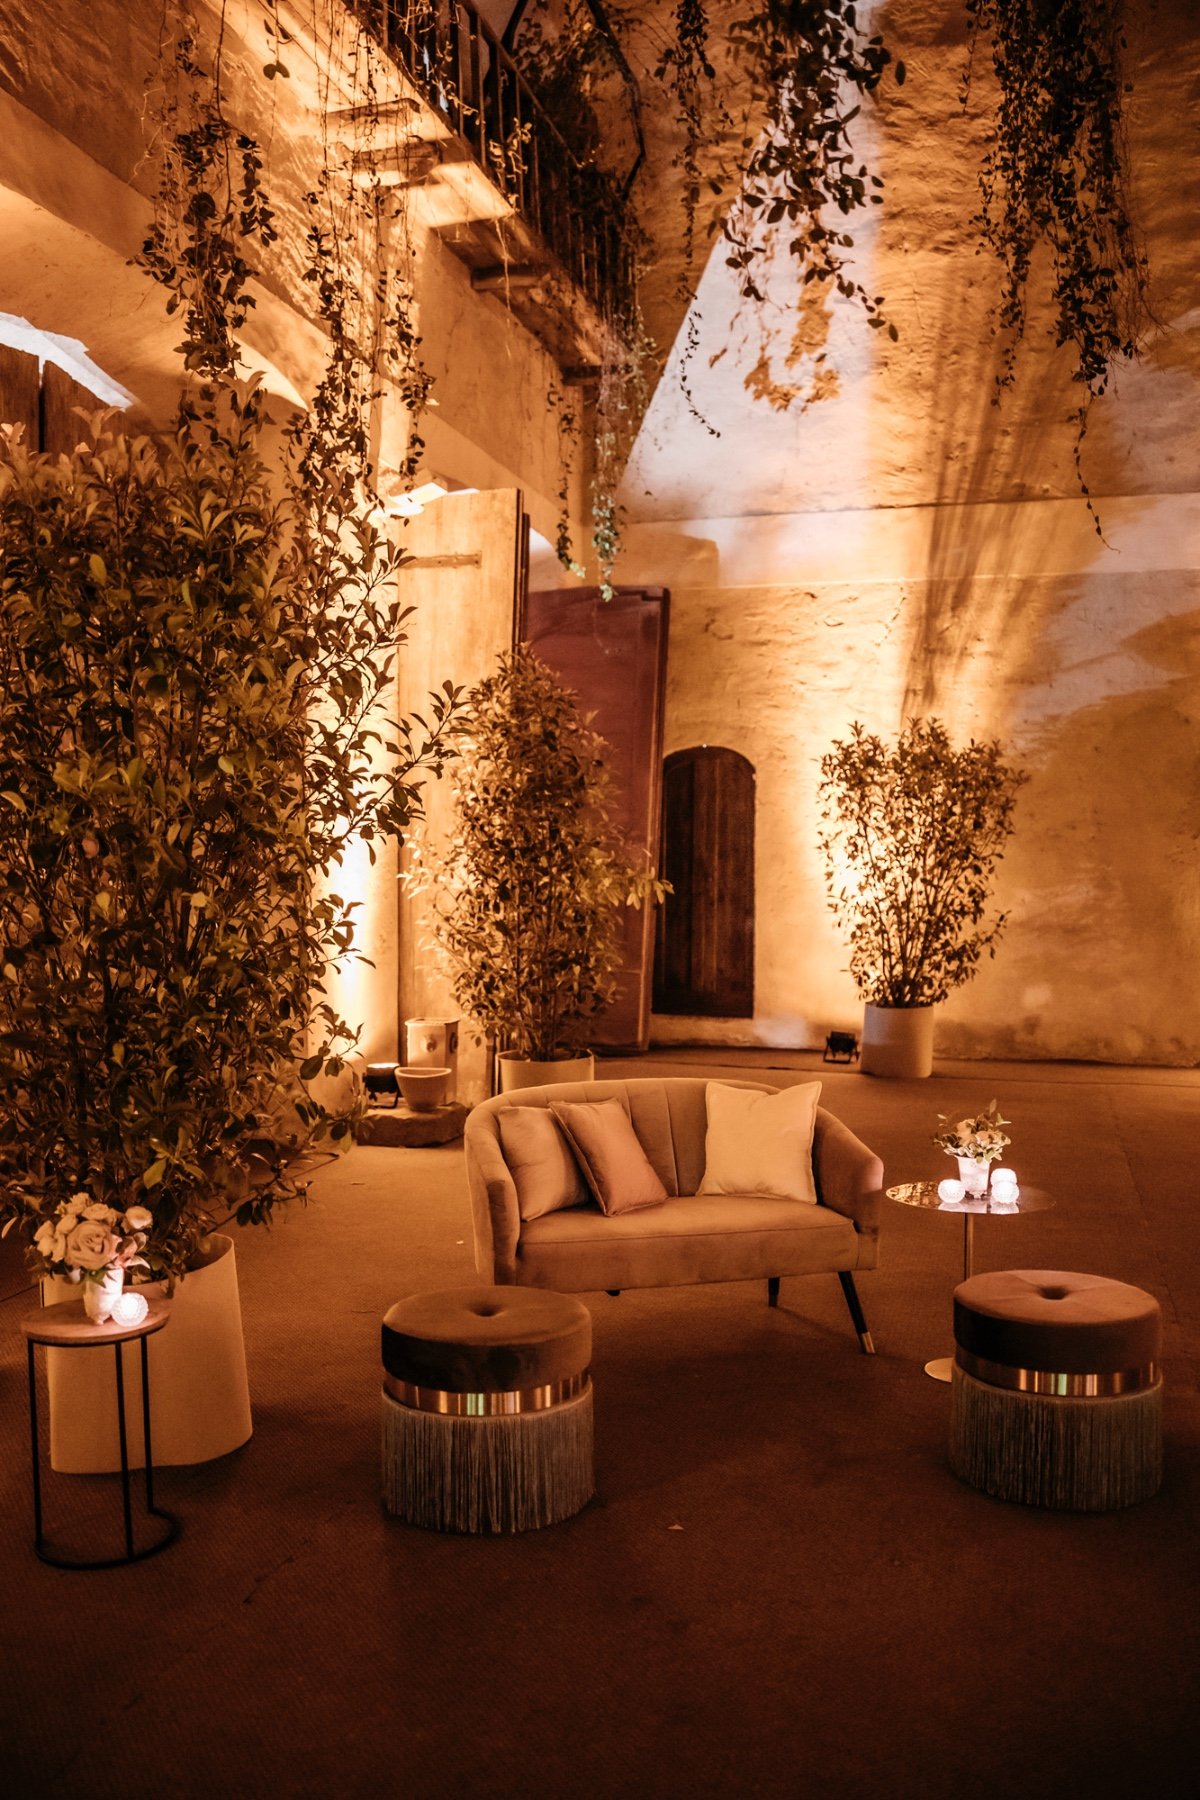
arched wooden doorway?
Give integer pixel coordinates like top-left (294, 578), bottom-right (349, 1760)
top-left (653, 746), bottom-right (755, 1018)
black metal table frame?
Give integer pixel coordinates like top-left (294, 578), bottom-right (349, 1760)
top-left (26, 1331), bottom-right (180, 1569)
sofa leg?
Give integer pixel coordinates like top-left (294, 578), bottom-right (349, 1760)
top-left (767, 1277), bottom-right (780, 1308)
top-left (837, 1272), bottom-right (875, 1354)
top-left (606, 1290), bottom-right (621, 1298)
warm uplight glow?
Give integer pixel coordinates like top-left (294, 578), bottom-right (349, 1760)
top-left (0, 312), bottom-right (134, 407)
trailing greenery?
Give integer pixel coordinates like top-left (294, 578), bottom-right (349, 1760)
top-left (0, 21), bottom-right (458, 1279)
top-left (422, 647), bottom-right (664, 1061)
top-left (965, 0), bottom-right (1149, 500)
top-left (718, 2), bottom-right (900, 335)
top-left (818, 719), bottom-right (1026, 1009)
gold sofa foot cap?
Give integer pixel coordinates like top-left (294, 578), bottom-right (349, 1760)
top-left (860, 1332), bottom-right (876, 1355)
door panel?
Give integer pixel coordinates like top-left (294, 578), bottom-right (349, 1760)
top-left (654, 747), bottom-right (755, 1017)
top-left (0, 345), bottom-right (39, 448)
top-left (522, 586), bottom-right (669, 1053)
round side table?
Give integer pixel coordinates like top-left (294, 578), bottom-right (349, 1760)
top-left (22, 1298), bottom-right (180, 1568)
top-left (883, 1181), bottom-right (1055, 1383)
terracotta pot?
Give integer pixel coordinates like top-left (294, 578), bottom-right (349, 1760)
top-left (43, 1232), bottom-right (252, 1473)
top-left (860, 1003), bottom-right (936, 1079)
top-left (496, 1051), bottom-right (596, 1093)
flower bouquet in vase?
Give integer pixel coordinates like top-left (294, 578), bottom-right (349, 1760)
top-left (29, 1193), bottom-right (153, 1324)
top-left (932, 1100), bottom-right (1011, 1199)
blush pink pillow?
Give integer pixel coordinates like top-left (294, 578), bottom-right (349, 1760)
top-left (498, 1106), bottom-right (590, 1221)
top-left (548, 1098), bottom-right (667, 1216)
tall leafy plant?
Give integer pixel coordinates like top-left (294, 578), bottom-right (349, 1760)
top-left (0, 29), bottom-right (458, 1278)
top-left (817, 719), bottom-right (1026, 1009)
top-left (424, 647), bottom-right (663, 1060)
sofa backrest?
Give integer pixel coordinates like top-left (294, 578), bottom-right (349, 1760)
top-left (469, 1076), bottom-right (779, 1198)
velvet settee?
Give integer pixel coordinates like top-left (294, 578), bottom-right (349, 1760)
top-left (462, 1077), bottom-right (884, 1352)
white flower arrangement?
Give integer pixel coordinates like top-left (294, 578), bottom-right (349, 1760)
top-left (931, 1099), bottom-right (1011, 1165)
top-left (32, 1192), bottom-right (152, 1286)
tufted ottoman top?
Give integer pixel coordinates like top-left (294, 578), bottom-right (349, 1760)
top-left (382, 1286), bottom-right (592, 1394)
top-left (954, 1269), bottom-right (1161, 1378)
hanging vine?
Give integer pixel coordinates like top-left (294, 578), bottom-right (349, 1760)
top-left (719, 3), bottom-right (900, 335)
top-left (964, 0), bottom-right (1150, 510)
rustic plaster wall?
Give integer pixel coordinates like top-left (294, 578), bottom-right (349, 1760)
top-left (617, 0), bottom-right (1200, 1065)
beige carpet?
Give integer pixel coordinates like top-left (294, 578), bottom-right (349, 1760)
top-left (1, 1051), bottom-right (1197, 1797)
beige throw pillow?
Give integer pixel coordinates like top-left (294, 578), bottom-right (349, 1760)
top-left (698, 1082), bottom-right (821, 1203)
top-left (498, 1106), bottom-right (590, 1222)
top-left (549, 1098), bottom-right (668, 1216)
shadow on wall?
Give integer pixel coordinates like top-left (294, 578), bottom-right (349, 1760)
top-left (896, 265), bottom-right (1092, 723)
top-left (937, 601), bottom-right (1200, 1064)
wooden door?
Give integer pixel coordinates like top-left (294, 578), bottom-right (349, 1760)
top-left (654, 747), bottom-right (755, 1017)
top-left (521, 585), bottom-right (669, 1053)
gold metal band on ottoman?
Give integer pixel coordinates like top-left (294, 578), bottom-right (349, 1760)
top-left (956, 1348), bottom-right (1159, 1397)
top-left (383, 1371), bottom-right (590, 1416)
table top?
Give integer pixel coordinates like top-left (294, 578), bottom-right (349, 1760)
top-left (21, 1297), bottom-right (171, 1348)
top-left (882, 1180), bottom-right (1054, 1216)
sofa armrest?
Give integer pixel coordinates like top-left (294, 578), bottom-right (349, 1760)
top-left (463, 1109), bottom-right (522, 1283)
top-left (813, 1109), bottom-right (884, 1240)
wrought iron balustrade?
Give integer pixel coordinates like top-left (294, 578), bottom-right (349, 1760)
top-left (348, 1), bottom-right (634, 328)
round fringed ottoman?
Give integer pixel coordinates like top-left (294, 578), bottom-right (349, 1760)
top-left (950, 1269), bottom-right (1163, 1511)
top-left (381, 1286), bottom-right (594, 1533)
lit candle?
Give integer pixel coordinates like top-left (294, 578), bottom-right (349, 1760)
top-left (112, 1291), bottom-right (150, 1328)
top-left (937, 1178), bottom-right (965, 1205)
top-left (990, 1168), bottom-right (1019, 1204)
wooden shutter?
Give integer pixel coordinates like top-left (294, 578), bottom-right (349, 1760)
top-left (521, 585), bottom-right (669, 1053)
top-left (654, 747), bottom-right (755, 1017)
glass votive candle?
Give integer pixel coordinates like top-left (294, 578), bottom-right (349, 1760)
top-left (990, 1168), bottom-right (1019, 1204)
top-left (937, 1177), bottom-right (965, 1205)
top-left (112, 1290), bottom-right (150, 1328)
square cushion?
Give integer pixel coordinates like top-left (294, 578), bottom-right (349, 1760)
top-left (498, 1106), bottom-right (590, 1222)
top-left (549, 1097), bottom-right (668, 1216)
top-left (698, 1081), bottom-right (820, 1204)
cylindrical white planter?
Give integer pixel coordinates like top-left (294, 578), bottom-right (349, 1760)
top-left (404, 1018), bottom-right (460, 1101)
top-left (860, 1003), bottom-right (936, 1079)
top-left (496, 1051), bottom-right (595, 1093)
top-left (43, 1232), bottom-right (252, 1472)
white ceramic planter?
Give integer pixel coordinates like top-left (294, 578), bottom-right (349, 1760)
top-left (860, 1003), bottom-right (936, 1079)
top-left (395, 1064), bottom-right (451, 1110)
top-left (496, 1051), bottom-right (596, 1093)
top-left (43, 1232), bottom-right (252, 1473)
top-left (404, 1018), bottom-right (460, 1101)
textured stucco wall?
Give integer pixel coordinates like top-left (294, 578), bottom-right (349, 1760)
top-left (617, 0), bottom-right (1200, 1065)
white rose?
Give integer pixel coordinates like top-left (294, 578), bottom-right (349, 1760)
top-left (62, 1218), bottom-right (120, 1272)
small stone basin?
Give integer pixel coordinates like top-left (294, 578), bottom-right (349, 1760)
top-left (395, 1065), bottom-right (452, 1111)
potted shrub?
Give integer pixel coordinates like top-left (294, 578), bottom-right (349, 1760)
top-left (0, 76), bottom-right (457, 1466)
top-left (422, 646), bottom-right (664, 1091)
top-left (817, 719), bottom-right (1026, 1078)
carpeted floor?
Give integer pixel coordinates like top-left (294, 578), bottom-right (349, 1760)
top-left (1, 1051), bottom-right (1197, 1798)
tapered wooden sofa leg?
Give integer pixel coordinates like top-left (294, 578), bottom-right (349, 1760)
top-left (767, 1277), bottom-right (780, 1308)
top-left (838, 1272), bottom-right (875, 1354)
